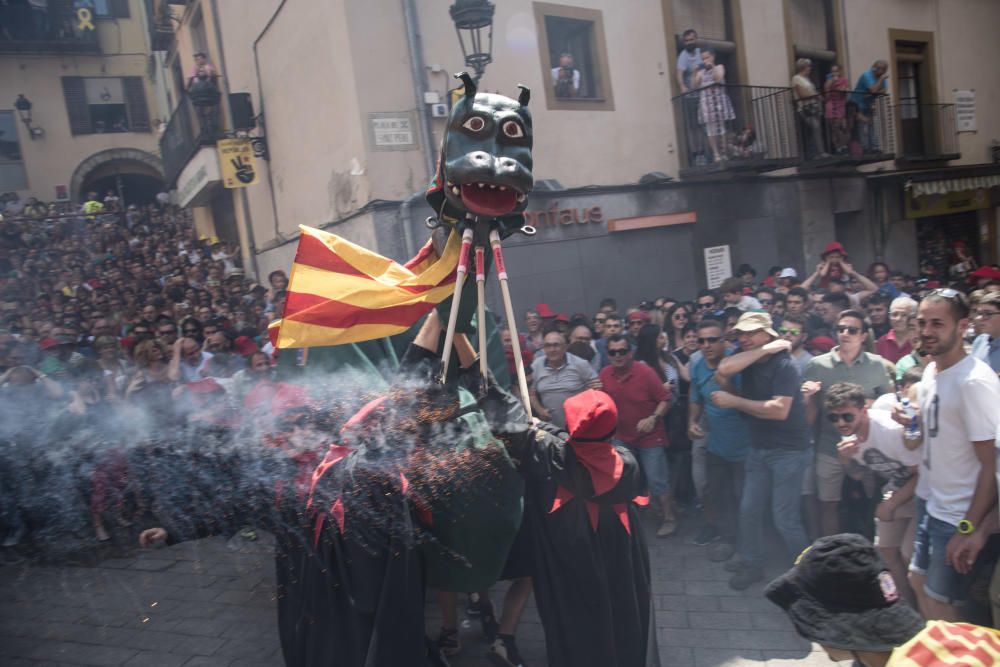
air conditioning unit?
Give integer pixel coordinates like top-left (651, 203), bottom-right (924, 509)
top-left (431, 103), bottom-right (448, 118)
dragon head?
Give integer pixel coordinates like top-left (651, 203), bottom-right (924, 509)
top-left (426, 73), bottom-right (533, 225)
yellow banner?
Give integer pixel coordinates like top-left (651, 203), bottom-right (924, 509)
top-left (905, 187), bottom-right (991, 219)
top-left (217, 138), bottom-right (259, 188)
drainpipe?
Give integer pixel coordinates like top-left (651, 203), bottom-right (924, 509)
top-left (253, 0), bottom-right (290, 247)
top-left (399, 191), bottom-right (422, 259)
top-left (839, 0), bottom-right (851, 77)
top-left (210, 0), bottom-right (260, 280)
top-left (402, 0), bottom-right (437, 182)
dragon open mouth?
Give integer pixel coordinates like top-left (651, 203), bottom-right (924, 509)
top-left (455, 182), bottom-right (524, 217)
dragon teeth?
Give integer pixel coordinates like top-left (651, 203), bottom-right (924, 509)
top-left (516, 194), bottom-right (526, 202)
top-left (477, 183), bottom-right (485, 189)
top-left (489, 184), bottom-right (497, 190)
top-left (499, 186), bottom-right (506, 191)
top-left (451, 186), bottom-right (460, 195)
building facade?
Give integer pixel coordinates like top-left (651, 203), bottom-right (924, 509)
top-left (152, 0), bottom-right (1000, 315)
top-left (0, 0), bottom-right (164, 206)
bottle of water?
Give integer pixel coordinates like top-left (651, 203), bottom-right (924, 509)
top-left (901, 397), bottom-right (921, 439)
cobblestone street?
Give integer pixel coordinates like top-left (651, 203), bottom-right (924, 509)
top-left (0, 516), bottom-right (832, 667)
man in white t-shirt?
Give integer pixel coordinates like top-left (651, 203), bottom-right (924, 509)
top-left (827, 382), bottom-right (922, 607)
top-left (896, 289), bottom-right (1000, 621)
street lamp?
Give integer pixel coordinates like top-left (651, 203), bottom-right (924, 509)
top-left (449, 0), bottom-right (494, 83)
top-left (14, 94), bottom-right (43, 139)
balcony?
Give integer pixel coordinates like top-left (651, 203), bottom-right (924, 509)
top-left (673, 85), bottom-right (800, 177)
top-left (0, 2), bottom-right (101, 55)
top-left (145, 0), bottom-right (175, 52)
top-left (893, 102), bottom-right (960, 163)
top-left (159, 85), bottom-right (223, 184)
top-left (799, 92), bottom-right (895, 168)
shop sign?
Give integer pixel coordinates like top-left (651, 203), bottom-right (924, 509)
top-left (369, 112), bottom-right (418, 151)
top-left (704, 245), bottom-right (732, 289)
top-left (904, 188), bottom-right (991, 219)
top-left (217, 138), bottom-right (259, 188)
top-left (521, 202), bottom-right (604, 229)
top-left (176, 147), bottom-right (221, 208)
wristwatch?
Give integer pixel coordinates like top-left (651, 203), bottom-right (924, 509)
top-left (957, 519), bottom-right (975, 535)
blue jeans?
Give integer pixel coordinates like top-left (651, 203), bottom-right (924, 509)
top-left (738, 447), bottom-right (812, 568)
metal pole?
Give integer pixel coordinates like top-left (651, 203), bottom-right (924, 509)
top-left (401, 0), bottom-right (437, 182)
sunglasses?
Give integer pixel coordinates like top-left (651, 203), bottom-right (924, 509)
top-left (608, 348), bottom-right (630, 357)
top-left (697, 336), bottom-right (722, 344)
top-left (826, 412), bottom-right (856, 423)
top-left (183, 329), bottom-right (199, 335)
top-left (836, 326), bottom-right (861, 335)
top-left (974, 311), bottom-right (1000, 320)
top-left (698, 302), bottom-right (716, 309)
top-left (758, 299), bottom-right (774, 305)
top-left (779, 327), bottom-right (801, 336)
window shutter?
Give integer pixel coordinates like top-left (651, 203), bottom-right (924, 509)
top-left (672, 0), bottom-right (727, 41)
top-left (61, 77), bottom-right (93, 136)
top-left (110, 0), bottom-right (131, 18)
top-left (123, 77), bottom-right (151, 132)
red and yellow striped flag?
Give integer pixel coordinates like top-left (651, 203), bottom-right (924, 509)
top-left (269, 226), bottom-right (461, 348)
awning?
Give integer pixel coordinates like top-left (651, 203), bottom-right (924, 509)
top-left (906, 175), bottom-right (1000, 197)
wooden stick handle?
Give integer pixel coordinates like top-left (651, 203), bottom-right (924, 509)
top-left (440, 227), bottom-right (473, 382)
top-left (489, 229), bottom-right (532, 419)
top-left (475, 245), bottom-right (488, 389)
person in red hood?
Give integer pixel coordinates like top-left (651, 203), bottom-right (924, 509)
top-left (482, 386), bottom-right (659, 667)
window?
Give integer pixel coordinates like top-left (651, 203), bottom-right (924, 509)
top-left (889, 30), bottom-right (954, 160)
top-left (62, 77), bottom-right (151, 135)
top-left (786, 0), bottom-right (840, 86)
top-left (0, 111), bottom-right (28, 191)
top-left (534, 3), bottom-right (614, 111)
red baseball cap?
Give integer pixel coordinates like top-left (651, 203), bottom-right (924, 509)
top-left (970, 266), bottom-right (1000, 281)
top-left (38, 337), bottom-right (59, 350)
top-left (186, 378), bottom-right (225, 394)
top-left (809, 336), bottom-right (835, 354)
top-left (821, 242), bottom-right (848, 258)
top-left (534, 303), bottom-right (555, 318)
top-left (233, 335), bottom-right (258, 357)
top-left (554, 313), bottom-right (570, 323)
top-left (626, 311), bottom-right (651, 323)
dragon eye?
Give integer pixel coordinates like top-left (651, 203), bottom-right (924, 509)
top-left (462, 117), bottom-right (486, 132)
top-left (502, 120), bottom-right (524, 138)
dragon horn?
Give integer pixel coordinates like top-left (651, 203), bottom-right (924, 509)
top-left (455, 72), bottom-right (477, 100)
top-left (517, 85), bottom-right (530, 107)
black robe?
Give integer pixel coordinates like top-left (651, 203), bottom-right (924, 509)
top-left (482, 387), bottom-right (660, 667)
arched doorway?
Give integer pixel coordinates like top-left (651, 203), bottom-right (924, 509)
top-left (71, 149), bottom-right (165, 206)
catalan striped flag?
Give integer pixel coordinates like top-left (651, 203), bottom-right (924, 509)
top-left (269, 226), bottom-right (461, 348)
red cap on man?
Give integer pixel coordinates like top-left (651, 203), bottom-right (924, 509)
top-left (534, 303), bottom-right (556, 319)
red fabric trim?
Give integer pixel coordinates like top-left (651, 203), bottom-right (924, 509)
top-left (569, 440), bottom-right (624, 497)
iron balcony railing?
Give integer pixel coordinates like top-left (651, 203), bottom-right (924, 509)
top-left (893, 102), bottom-right (959, 161)
top-left (672, 84), bottom-right (800, 174)
top-left (803, 91), bottom-right (895, 165)
top-left (0, 1), bottom-right (101, 54)
top-left (159, 86), bottom-right (223, 184)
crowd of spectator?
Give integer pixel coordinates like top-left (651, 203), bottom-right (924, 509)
top-left (0, 192), bottom-right (296, 545)
top-left (506, 243), bottom-right (1000, 629)
top-left (7, 187), bottom-right (1000, 636)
